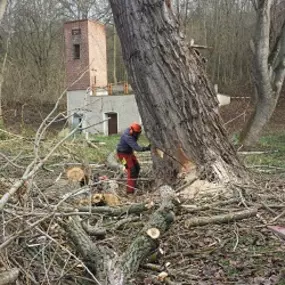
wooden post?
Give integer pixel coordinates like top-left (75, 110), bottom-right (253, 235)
top-left (92, 76), bottom-right (96, 95)
top-left (113, 25), bottom-right (117, 84)
top-left (108, 84), bottom-right (113, 95)
top-left (124, 82), bottom-right (129, 94)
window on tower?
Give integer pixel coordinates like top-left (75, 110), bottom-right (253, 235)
top-left (73, 44), bottom-right (80, 59)
top-left (72, 28), bottom-right (81, 35)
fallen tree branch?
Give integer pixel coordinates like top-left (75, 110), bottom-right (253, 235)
top-left (86, 139), bottom-right (99, 149)
top-left (0, 152), bottom-right (25, 169)
top-left (81, 221), bottom-right (107, 237)
top-left (0, 268), bottom-right (20, 285)
top-left (61, 217), bottom-right (103, 276)
top-left (166, 247), bottom-right (216, 259)
top-left (0, 126), bottom-right (81, 211)
top-left (0, 213), bottom-right (54, 250)
top-left (185, 208), bottom-right (258, 228)
top-left (114, 216), bottom-right (140, 230)
top-left (181, 198), bottom-right (240, 213)
top-left (77, 202), bottom-right (154, 216)
top-left (122, 185), bottom-right (179, 280)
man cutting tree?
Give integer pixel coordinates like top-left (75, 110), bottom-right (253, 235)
top-left (117, 122), bottom-right (151, 194)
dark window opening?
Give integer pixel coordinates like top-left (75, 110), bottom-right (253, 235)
top-left (72, 29), bottom-right (81, 35)
top-left (73, 44), bottom-right (80, 59)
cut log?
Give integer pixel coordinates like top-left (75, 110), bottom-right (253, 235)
top-left (122, 185), bottom-right (179, 280)
top-left (61, 216), bottom-right (113, 280)
top-left (78, 193), bottom-right (121, 207)
top-left (91, 193), bottom-right (103, 205)
top-left (146, 228), bottom-right (160, 239)
top-left (66, 167), bottom-right (85, 182)
top-left (157, 271), bottom-right (169, 282)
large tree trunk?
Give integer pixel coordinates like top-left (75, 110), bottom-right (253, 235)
top-left (240, 0), bottom-right (285, 147)
top-left (109, 0), bottom-right (247, 183)
top-left (0, 0), bottom-right (7, 118)
top-left (0, 0), bottom-right (7, 21)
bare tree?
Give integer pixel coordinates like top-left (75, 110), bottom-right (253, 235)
top-left (3, 0), bottom-right (65, 104)
top-left (240, 0), bottom-right (285, 146)
top-left (58, 0), bottom-right (111, 21)
top-left (0, 0), bottom-right (7, 21)
top-left (0, 0), bottom-right (7, 117)
top-left (109, 0), bottom-right (247, 184)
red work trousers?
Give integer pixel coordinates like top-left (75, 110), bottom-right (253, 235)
top-left (117, 153), bottom-right (140, 193)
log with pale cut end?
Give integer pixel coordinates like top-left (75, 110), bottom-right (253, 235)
top-left (91, 193), bottom-right (104, 205)
top-left (66, 167), bottom-right (85, 182)
top-left (146, 228), bottom-right (160, 239)
top-left (157, 271), bottom-right (169, 282)
top-left (146, 201), bottom-right (155, 209)
top-left (122, 185), bottom-right (179, 280)
top-left (101, 193), bottom-right (121, 206)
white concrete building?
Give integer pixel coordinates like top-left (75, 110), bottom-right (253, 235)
top-left (67, 90), bottom-right (141, 135)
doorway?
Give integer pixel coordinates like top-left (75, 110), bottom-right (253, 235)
top-left (106, 112), bottom-right (118, 135)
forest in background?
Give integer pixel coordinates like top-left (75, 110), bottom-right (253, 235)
top-left (0, 0), bottom-right (284, 107)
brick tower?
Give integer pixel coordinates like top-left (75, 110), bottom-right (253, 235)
top-left (64, 19), bottom-right (107, 91)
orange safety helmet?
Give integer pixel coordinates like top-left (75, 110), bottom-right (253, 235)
top-left (130, 122), bottom-right (142, 134)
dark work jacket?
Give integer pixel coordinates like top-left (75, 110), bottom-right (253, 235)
top-left (116, 128), bottom-right (144, 154)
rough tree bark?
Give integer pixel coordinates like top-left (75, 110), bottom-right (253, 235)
top-left (240, 0), bottom-right (285, 147)
top-left (0, 0), bottom-right (7, 118)
top-left (109, 0), bottom-right (247, 183)
top-left (0, 0), bottom-right (7, 21)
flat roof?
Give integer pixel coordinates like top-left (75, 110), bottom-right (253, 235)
top-left (64, 19), bottom-right (105, 26)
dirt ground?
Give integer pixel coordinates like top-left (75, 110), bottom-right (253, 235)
top-left (220, 96), bottom-right (285, 135)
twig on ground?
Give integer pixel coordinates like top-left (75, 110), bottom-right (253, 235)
top-left (233, 222), bottom-right (239, 252)
top-left (0, 213), bottom-right (54, 250)
top-left (270, 209), bottom-right (285, 223)
top-left (181, 198), bottom-right (239, 212)
top-left (0, 151), bottom-right (24, 170)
